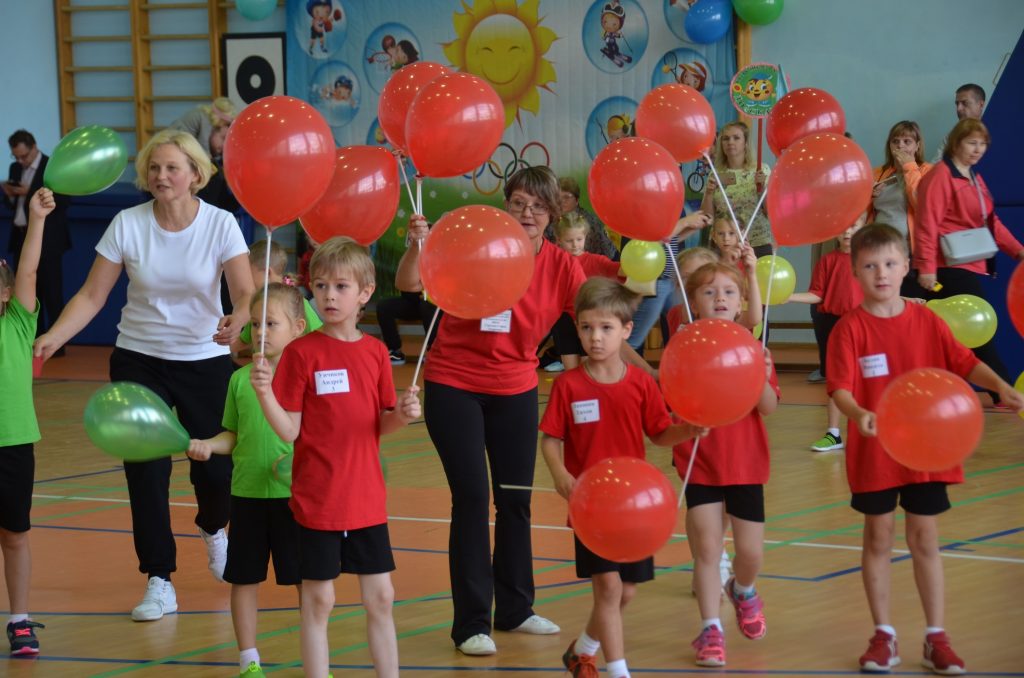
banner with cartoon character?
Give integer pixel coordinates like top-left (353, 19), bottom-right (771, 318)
top-left (286, 0), bottom-right (736, 292)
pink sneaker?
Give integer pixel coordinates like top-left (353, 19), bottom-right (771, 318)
top-left (922, 631), bottom-right (965, 675)
top-left (692, 626), bottom-right (726, 667)
top-left (859, 630), bottom-right (900, 673)
top-left (724, 577), bottom-right (766, 639)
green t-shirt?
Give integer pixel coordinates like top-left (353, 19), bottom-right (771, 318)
top-left (0, 296), bottom-right (40, 446)
top-left (223, 364), bottom-right (293, 498)
top-left (239, 297), bottom-right (322, 346)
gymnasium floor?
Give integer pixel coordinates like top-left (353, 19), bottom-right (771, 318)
top-left (4, 344), bottom-right (1024, 677)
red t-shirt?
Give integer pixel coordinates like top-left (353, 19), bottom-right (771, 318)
top-left (273, 331), bottom-right (396, 530)
top-left (672, 365), bottom-right (779, 486)
top-left (826, 302), bottom-right (979, 493)
top-left (666, 304), bottom-right (687, 340)
top-left (576, 252), bottom-right (622, 280)
top-left (539, 364), bottom-right (672, 477)
top-left (808, 250), bottom-right (863, 316)
top-left (425, 240), bottom-right (587, 395)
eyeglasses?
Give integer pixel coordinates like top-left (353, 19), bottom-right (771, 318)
top-left (508, 197), bottom-right (549, 216)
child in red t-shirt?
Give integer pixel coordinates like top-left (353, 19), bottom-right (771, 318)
top-left (674, 262), bottom-right (779, 668)
top-left (787, 212), bottom-right (866, 452)
top-left (668, 243), bottom-right (762, 338)
top-left (540, 277), bottom-right (703, 678)
top-left (550, 215), bottom-right (624, 371)
top-left (827, 224), bottom-right (1023, 675)
top-left (251, 237), bottom-right (421, 678)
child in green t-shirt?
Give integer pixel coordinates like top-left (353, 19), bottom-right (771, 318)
top-left (2, 188), bottom-right (55, 656)
top-left (188, 283), bottom-right (306, 677)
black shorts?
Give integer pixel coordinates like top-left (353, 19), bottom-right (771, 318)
top-left (574, 535), bottom-right (654, 583)
top-left (300, 523), bottom-right (395, 580)
top-left (552, 312), bottom-right (584, 357)
top-left (0, 444), bottom-right (34, 533)
top-left (851, 483), bottom-right (951, 516)
top-left (224, 496), bottom-right (301, 585)
top-left (684, 484), bottom-right (765, 523)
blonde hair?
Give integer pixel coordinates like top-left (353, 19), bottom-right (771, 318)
top-left (677, 246), bottom-right (719, 274)
top-left (554, 213), bottom-right (588, 239)
top-left (712, 121), bottom-right (754, 170)
top-left (309, 236), bottom-right (376, 289)
top-left (684, 262), bottom-right (748, 310)
top-left (251, 282), bottom-right (305, 325)
top-left (134, 129), bottom-right (214, 194)
top-left (574, 277), bottom-right (640, 325)
top-left (249, 239), bottom-right (287, 276)
top-left (201, 97), bottom-right (237, 128)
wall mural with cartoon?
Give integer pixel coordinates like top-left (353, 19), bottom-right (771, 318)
top-left (286, 0), bottom-right (736, 292)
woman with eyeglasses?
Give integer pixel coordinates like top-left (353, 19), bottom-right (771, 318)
top-left (868, 120), bottom-right (933, 296)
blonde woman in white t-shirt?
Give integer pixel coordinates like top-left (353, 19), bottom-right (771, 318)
top-left (34, 129), bottom-right (254, 621)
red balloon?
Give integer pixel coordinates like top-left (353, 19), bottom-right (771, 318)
top-left (767, 133), bottom-right (873, 246)
top-left (405, 72), bottom-right (504, 178)
top-left (377, 61), bottom-right (451, 154)
top-left (877, 368), bottom-right (983, 472)
top-left (660, 319), bottom-right (766, 427)
top-left (223, 96), bottom-right (335, 228)
top-left (588, 137), bottom-right (685, 242)
top-left (419, 205), bottom-right (534, 319)
top-left (766, 88), bottom-right (846, 157)
top-left (569, 457), bottom-right (677, 563)
top-left (1008, 261), bottom-right (1024, 338)
top-left (300, 146), bottom-right (400, 246)
top-left (634, 84), bottom-right (716, 163)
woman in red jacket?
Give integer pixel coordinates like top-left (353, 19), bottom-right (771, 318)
top-left (915, 118), bottom-right (1024, 404)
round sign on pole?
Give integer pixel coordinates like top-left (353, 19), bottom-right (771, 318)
top-left (730, 62), bottom-right (784, 119)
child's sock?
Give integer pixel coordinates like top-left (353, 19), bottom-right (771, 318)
top-left (701, 617), bottom-right (723, 631)
top-left (876, 624), bottom-right (896, 637)
top-left (577, 630), bottom-right (601, 657)
top-left (925, 626), bottom-right (944, 636)
top-left (606, 658), bottom-right (630, 677)
top-left (732, 579), bottom-right (756, 599)
top-left (828, 427), bottom-right (840, 437)
top-left (239, 648), bottom-right (260, 672)
top-left (8, 614), bottom-right (28, 625)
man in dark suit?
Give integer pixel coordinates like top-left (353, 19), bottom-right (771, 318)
top-left (3, 130), bottom-right (71, 345)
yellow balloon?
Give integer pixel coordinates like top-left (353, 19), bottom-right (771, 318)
top-left (1015, 372), bottom-right (1024, 420)
top-left (755, 255), bottom-right (796, 306)
top-left (620, 240), bottom-right (666, 283)
top-left (926, 294), bottom-right (997, 349)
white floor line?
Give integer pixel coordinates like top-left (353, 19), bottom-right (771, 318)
top-left (33, 494), bottom-right (1024, 564)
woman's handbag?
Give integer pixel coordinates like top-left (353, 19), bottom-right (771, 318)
top-left (939, 174), bottom-right (997, 266)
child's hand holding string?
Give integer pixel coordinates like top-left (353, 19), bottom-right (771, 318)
top-left (249, 353), bottom-right (274, 397)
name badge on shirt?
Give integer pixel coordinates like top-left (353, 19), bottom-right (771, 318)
top-left (858, 354), bottom-right (889, 379)
top-left (315, 369), bottom-right (350, 395)
top-left (572, 399), bottom-right (600, 424)
top-left (480, 309), bottom-right (512, 333)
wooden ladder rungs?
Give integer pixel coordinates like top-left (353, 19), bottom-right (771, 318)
top-left (60, 4), bottom-right (128, 12)
top-left (144, 64), bottom-right (211, 72)
top-left (141, 33), bottom-right (208, 41)
top-left (64, 66), bottom-right (134, 73)
top-left (63, 35), bottom-right (132, 43)
top-left (144, 95), bottom-right (212, 102)
top-left (140, 1), bottom-right (208, 9)
top-left (67, 96), bottom-right (135, 103)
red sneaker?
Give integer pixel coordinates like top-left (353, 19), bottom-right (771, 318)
top-left (692, 625), bottom-right (726, 667)
top-left (562, 639), bottom-right (599, 678)
top-left (922, 632), bottom-right (965, 675)
top-left (859, 630), bottom-right (900, 673)
top-left (724, 577), bottom-right (766, 639)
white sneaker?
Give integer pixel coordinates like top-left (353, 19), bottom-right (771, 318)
top-left (457, 633), bottom-right (496, 656)
top-left (200, 527), bottom-right (228, 582)
top-left (131, 576), bottom-right (178, 621)
top-left (511, 614), bottom-right (560, 635)
top-left (719, 551), bottom-right (733, 589)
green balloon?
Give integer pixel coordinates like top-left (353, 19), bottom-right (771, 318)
top-left (83, 382), bottom-right (189, 461)
top-left (44, 126), bottom-right (127, 196)
top-left (733, 0), bottom-right (784, 25)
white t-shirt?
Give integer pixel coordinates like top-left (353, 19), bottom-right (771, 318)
top-left (96, 199), bottom-right (248, 360)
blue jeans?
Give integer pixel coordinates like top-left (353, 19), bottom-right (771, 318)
top-left (628, 277), bottom-right (679, 353)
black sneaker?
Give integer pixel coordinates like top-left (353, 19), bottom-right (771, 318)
top-left (8, 619), bottom-right (44, 655)
top-left (389, 350), bottom-right (407, 366)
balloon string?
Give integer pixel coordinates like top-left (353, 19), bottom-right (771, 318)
top-left (703, 152), bottom-right (744, 245)
top-left (411, 305), bottom-right (440, 388)
top-left (668, 243), bottom-right (693, 325)
top-left (742, 181), bottom-right (769, 242)
top-left (259, 228), bottom-right (272, 358)
top-left (761, 251), bottom-right (778, 349)
top-left (397, 155), bottom-right (417, 216)
top-left (415, 174), bottom-right (423, 216)
top-left (677, 438), bottom-right (700, 509)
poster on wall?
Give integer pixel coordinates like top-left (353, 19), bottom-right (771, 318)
top-left (223, 33), bottom-right (287, 112)
top-left (285, 0), bottom-right (736, 290)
